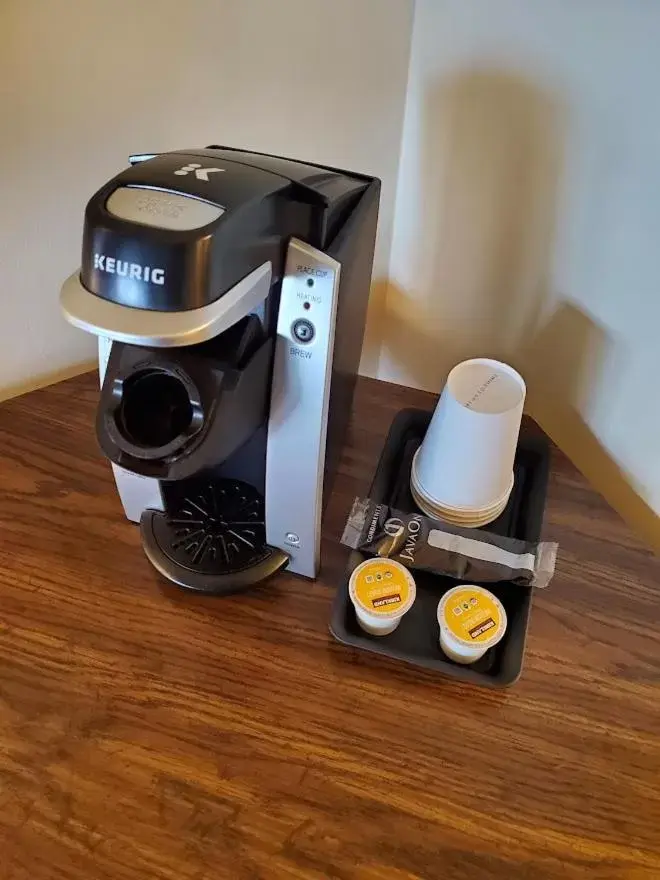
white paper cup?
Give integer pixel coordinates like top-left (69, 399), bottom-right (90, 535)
top-left (412, 359), bottom-right (525, 511)
top-left (411, 481), bottom-right (510, 528)
top-left (349, 558), bottom-right (416, 636)
top-left (437, 585), bottom-right (507, 664)
top-left (412, 464), bottom-right (513, 515)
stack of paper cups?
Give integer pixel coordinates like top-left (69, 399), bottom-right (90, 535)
top-left (411, 358), bottom-right (526, 528)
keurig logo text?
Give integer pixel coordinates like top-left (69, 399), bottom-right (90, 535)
top-left (93, 254), bottom-right (165, 285)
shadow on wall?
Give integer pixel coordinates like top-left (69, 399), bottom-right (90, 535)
top-left (371, 66), bottom-right (660, 544)
top-left (521, 299), bottom-right (617, 418)
top-left (382, 67), bottom-right (565, 392)
top-left (359, 279), bottom-right (389, 378)
top-left (523, 299), bottom-right (659, 549)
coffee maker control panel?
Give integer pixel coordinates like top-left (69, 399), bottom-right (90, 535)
top-left (265, 239), bottom-right (341, 578)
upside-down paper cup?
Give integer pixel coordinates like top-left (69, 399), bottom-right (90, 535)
top-left (410, 477), bottom-right (511, 528)
top-left (411, 359), bottom-right (525, 512)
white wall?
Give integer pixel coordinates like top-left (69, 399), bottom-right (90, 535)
top-left (0, 0), bottom-right (414, 397)
top-left (384, 0), bottom-right (660, 515)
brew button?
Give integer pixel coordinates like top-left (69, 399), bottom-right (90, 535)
top-left (285, 532), bottom-right (300, 546)
top-left (292, 319), bottom-right (315, 344)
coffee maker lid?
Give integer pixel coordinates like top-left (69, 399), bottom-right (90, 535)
top-left (61, 146), bottom-right (375, 345)
top-left (60, 261), bottom-right (272, 348)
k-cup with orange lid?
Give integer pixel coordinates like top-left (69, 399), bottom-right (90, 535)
top-left (437, 585), bottom-right (507, 664)
top-left (349, 558), bottom-right (416, 636)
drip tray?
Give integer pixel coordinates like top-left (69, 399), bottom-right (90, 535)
top-left (140, 478), bottom-right (289, 594)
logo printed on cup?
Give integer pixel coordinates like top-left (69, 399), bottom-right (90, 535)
top-left (465, 373), bottom-right (499, 409)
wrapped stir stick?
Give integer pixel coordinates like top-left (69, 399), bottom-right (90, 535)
top-left (341, 498), bottom-right (558, 588)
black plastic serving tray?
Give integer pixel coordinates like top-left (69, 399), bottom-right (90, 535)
top-left (330, 408), bottom-right (550, 687)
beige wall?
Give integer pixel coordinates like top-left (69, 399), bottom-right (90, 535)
top-left (0, 0), bottom-right (414, 398)
top-left (382, 0), bottom-right (660, 519)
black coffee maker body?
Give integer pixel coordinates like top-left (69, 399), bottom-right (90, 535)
top-left (61, 146), bottom-right (380, 593)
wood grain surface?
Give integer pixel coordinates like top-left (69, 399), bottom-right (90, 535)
top-left (0, 372), bottom-right (659, 880)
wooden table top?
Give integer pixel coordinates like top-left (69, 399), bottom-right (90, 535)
top-left (0, 372), bottom-right (659, 880)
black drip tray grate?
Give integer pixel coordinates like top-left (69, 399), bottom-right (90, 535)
top-left (159, 480), bottom-right (268, 575)
top-left (141, 479), bottom-right (289, 593)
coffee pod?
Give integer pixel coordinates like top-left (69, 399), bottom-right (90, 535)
top-left (412, 358), bottom-right (525, 512)
top-left (437, 585), bottom-right (507, 664)
top-left (349, 558), bottom-right (416, 636)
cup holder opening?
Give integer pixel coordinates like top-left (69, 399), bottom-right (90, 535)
top-left (118, 369), bottom-right (193, 449)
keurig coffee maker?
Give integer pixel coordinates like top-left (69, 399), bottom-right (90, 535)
top-left (60, 146), bottom-right (380, 593)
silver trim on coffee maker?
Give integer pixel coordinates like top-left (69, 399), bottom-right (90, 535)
top-left (265, 238), bottom-right (341, 578)
top-left (106, 186), bottom-right (224, 231)
top-left (61, 262), bottom-right (272, 348)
